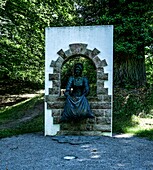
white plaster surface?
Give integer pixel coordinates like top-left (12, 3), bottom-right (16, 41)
top-left (44, 103), bottom-right (60, 136)
top-left (45, 25), bottom-right (113, 136)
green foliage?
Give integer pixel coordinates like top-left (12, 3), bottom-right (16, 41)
top-left (1, 0), bottom-right (152, 87)
top-left (0, 115), bottom-right (43, 138)
top-left (135, 129), bottom-right (153, 140)
top-left (74, 0), bottom-right (153, 86)
top-left (74, 0), bottom-right (153, 58)
top-left (145, 48), bottom-right (153, 86)
top-left (61, 56), bottom-right (97, 96)
top-left (113, 87), bottom-right (153, 133)
top-left (0, 0), bottom-right (76, 85)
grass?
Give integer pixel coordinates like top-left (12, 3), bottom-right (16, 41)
top-left (113, 118), bottom-right (153, 141)
top-left (0, 87), bottom-right (153, 140)
top-left (0, 95), bottom-right (43, 123)
top-left (0, 115), bottom-right (44, 138)
top-left (0, 95), bottom-right (44, 138)
top-left (113, 87), bottom-right (153, 140)
top-left (122, 116), bottom-right (153, 140)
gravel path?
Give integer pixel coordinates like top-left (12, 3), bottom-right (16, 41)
top-left (0, 133), bottom-right (153, 170)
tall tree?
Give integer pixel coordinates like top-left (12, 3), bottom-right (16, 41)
top-left (74, 0), bottom-right (153, 87)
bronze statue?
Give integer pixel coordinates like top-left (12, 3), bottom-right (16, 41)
top-left (60, 63), bottom-right (94, 122)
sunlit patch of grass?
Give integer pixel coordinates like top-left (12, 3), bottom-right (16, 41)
top-left (0, 95), bottom-right (44, 138)
top-left (113, 88), bottom-right (153, 140)
top-left (125, 127), bottom-right (153, 140)
top-left (0, 95), bottom-right (43, 124)
top-left (123, 116), bottom-right (153, 140)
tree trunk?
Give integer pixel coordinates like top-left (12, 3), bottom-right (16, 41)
top-left (114, 56), bottom-right (146, 87)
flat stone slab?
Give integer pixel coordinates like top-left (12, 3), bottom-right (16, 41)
top-left (52, 136), bottom-right (101, 145)
top-left (0, 133), bottom-right (153, 170)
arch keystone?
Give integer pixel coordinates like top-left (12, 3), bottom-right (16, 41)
top-left (69, 43), bottom-right (88, 55)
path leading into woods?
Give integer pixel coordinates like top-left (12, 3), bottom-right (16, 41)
top-left (0, 90), bottom-right (44, 130)
top-left (0, 133), bottom-right (153, 170)
top-left (0, 90), bottom-right (44, 108)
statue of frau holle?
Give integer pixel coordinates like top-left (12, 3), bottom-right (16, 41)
top-left (60, 63), bottom-right (94, 122)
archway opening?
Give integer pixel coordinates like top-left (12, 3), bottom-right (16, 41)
top-left (61, 55), bottom-right (97, 96)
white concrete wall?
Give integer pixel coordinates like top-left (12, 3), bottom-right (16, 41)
top-left (45, 26), bottom-right (113, 136)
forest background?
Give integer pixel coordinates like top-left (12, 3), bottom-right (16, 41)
top-left (0, 0), bottom-right (153, 138)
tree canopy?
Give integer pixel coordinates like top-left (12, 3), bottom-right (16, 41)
top-left (74, 0), bottom-right (153, 86)
top-left (0, 0), bottom-right (153, 89)
top-left (0, 0), bottom-right (75, 85)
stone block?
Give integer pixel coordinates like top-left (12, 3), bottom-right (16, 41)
top-left (105, 117), bottom-right (111, 124)
top-left (103, 95), bottom-right (111, 102)
top-left (97, 72), bottom-right (108, 80)
top-left (57, 49), bottom-right (67, 59)
top-left (93, 56), bottom-right (102, 66)
top-left (60, 123), bottom-right (69, 130)
top-left (57, 130), bottom-right (81, 136)
top-left (50, 60), bottom-right (56, 67)
top-left (97, 67), bottom-right (104, 73)
top-left (52, 109), bottom-right (61, 116)
top-left (49, 88), bottom-right (60, 95)
top-left (105, 109), bottom-right (112, 117)
top-left (45, 95), bottom-right (55, 102)
top-left (86, 124), bottom-right (94, 131)
top-left (97, 95), bottom-right (111, 103)
top-left (47, 102), bottom-right (65, 109)
top-left (101, 59), bottom-right (108, 67)
top-left (53, 66), bottom-right (61, 73)
top-left (61, 123), bottom-right (79, 131)
top-left (49, 73), bottom-right (60, 81)
top-left (45, 95), bottom-right (65, 102)
top-left (93, 124), bottom-right (111, 132)
top-left (53, 116), bottom-right (60, 124)
top-left (92, 109), bottom-right (105, 117)
top-left (55, 56), bottom-right (64, 67)
top-left (87, 96), bottom-right (99, 102)
top-left (80, 131), bottom-right (95, 136)
top-left (80, 131), bottom-right (104, 136)
top-left (69, 43), bottom-right (87, 55)
top-left (92, 48), bottom-right (100, 57)
top-left (64, 49), bottom-right (72, 57)
top-left (87, 118), bottom-right (96, 124)
top-left (52, 80), bottom-right (60, 88)
top-left (96, 117), bottom-right (107, 124)
top-left (79, 124), bottom-right (87, 130)
top-left (97, 87), bottom-right (108, 95)
top-left (90, 102), bottom-right (111, 109)
top-left (97, 80), bottom-right (104, 87)
top-left (96, 95), bottom-right (104, 102)
top-left (84, 49), bottom-right (92, 58)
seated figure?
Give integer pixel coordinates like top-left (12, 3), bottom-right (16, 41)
top-left (60, 63), bottom-right (94, 122)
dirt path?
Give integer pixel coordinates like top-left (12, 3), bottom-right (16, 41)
top-left (0, 90), bottom-right (44, 130)
top-left (0, 90), bottom-right (44, 108)
top-left (0, 102), bottom-right (43, 130)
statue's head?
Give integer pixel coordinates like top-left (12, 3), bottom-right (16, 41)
top-left (74, 63), bottom-right (83, 76)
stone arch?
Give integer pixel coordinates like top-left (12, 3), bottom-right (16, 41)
top-left (46, 43), bottom-right (111, 135)
top-left (49, 43), bottom-right (108, 96)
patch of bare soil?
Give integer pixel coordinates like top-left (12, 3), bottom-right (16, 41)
top-left (0, 90), bottom-right (44, 108)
